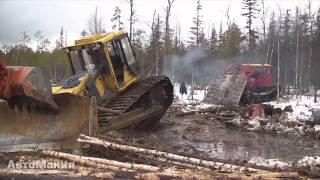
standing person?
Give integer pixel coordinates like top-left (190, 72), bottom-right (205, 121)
top-left (180, 81), bottom-right (187, 96)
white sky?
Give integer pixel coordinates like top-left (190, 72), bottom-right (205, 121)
top-left (0, 0), bottom-right (319, 48)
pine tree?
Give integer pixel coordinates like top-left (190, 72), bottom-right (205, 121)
top-left (220, 23), bottom-right (242, 57)
top-left (131, 28), bottom-right (145, 74)
top-left (55, 26), bottom-right (64, 49)
top-left (88, 7), bottom-right (105, 34)
top-left (260, 0), bottom-right (267, 41)
top-left (41, 39), bottom-right (51, 52)
top-left (34, 30), bottom-right (44, 51)
top-left (217, 21), bottom-right (225, 55)
top-left (189, 0), bottom-right (205, 49)
top-left (163, 0), bottom-right (175, 75)
top-left (154, 14), bottom-right (163, 75)
top-left (282, 9), bottom-right (293, 90)
top-left (208, 25), bottom-right (217, 55)
top-left (146, 11), bottom-right (163, 76)
top-left (20, 31), bottom-right (31, 47)
top-left (241, 0), bottom-right (260, 50)
top-left (111, 6), bottom-right (124, 30)
top-left (164, 0), bottom-right (175, 54)
top-left (266, 11), bottom-right (276, 64)
top-left (59, 27), bottom-right (64, 48)
top-left (172, 24), bottom-right (185, 56)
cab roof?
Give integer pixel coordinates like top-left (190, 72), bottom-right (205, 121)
top-left (66, 30), bottom-right (125, 49)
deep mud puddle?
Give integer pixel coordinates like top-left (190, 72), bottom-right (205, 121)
top-left (116, 113), bottom-right (320, 163)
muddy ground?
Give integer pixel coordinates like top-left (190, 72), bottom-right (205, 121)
top-left (1, 107), bottom-right (319, 179)
top-left (111, 111), bottom-right (320, 164)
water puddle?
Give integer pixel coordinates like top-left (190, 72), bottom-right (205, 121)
top-left (127, 114), bottom-right (320, 163)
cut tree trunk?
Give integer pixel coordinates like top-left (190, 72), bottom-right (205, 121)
top-left (42, 150), bottom-right (158, 172)
top-left (41, 150), bottom-right (216, 178)
top-left (78, 134), bottom-right (266, 173)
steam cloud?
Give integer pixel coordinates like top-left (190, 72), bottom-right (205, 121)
top-left (165, 49), bottom-right (266, 85)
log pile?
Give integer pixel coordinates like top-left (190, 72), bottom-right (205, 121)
top-left (78, 134), bottom-right (265, 173)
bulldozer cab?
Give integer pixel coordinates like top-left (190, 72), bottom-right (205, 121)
top-left (59, 31), bottom-right (139, 98)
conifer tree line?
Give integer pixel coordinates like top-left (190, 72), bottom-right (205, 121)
top-left (1, 0), bottom-right (320, 93)
top-left (1, 27), bottom-right (67, 83)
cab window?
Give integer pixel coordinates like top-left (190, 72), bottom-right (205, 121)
top-left (69, 50), bottom-right (86, 74)
top-left (120, 37), bottom-right (136, 66)
top-left (68, 46), bottom-right (111, 76)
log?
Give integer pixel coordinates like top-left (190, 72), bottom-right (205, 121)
top-left (41, 151), bottom-right (215, 178)
top-left (97, 135), bottom-right (212, 171)
top-left (78, 134), bottom-right (265, 172)
top-left (0, 168), bottom-right (298, 179)
top-left (97, 134), bottom-right (128, 145)
top-left (0, 167), bottom-right (207, 179)
top-left (42, 150), bottom-right (159, 172)
top-left (252, 172), bottom-right (299, 179)
top-left (141, 154), bottom-right (212, 171)
top-left (96, 135), bottom-right (210, 171)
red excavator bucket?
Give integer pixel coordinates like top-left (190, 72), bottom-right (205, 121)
top-left (0, 59), bottom-right (92, 152)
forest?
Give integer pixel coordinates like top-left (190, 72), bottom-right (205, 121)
top-left (1, 0), bottom-right (320, 93)
top-left (2, 1), bottom-right (320, 178)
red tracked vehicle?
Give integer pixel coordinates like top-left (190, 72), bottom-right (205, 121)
top-left (224, 64), bottom-right (277, 104)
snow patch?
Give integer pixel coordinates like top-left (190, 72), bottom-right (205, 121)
top-left (246, 118), bottom-right (262, 131)
top-left (173, 82), bottom-right (217, 112)
top-left (249, 157), bottom-right (290, 170)
top-left (265, 96), bottom-right (320, 123)
top-left (237, 96), bottom-right (320, 137)
top-left (249, 155), bottom-right (320, 174)
top-left (314, 125), bottom-right (320, 132)
top-left (296, 156), bottom-right (320, 173)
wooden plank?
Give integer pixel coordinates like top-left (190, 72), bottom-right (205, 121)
top-left (89, 96), bottom-right (98, 136)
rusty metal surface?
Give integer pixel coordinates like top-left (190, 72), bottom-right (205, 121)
top-left (0, 93), bottom-right (90, 152)
top-left (205, 74), bottom-right (247, 106)
top-left (0, 59), bottom-right (57, 111)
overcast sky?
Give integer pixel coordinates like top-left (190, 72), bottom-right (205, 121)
top-left (0, 0), bottom-right (319, 48)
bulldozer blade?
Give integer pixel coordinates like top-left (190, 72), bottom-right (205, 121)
top-left (0, 93), bottom-right (90, 152)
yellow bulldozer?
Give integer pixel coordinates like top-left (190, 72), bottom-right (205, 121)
top-left (0, 30), bottom-right (173, 152)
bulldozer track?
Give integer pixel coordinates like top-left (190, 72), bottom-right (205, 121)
top-left (98, 76), bottom-right (173, 130)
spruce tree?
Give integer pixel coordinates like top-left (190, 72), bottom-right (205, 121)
top-left (189, 0), bottom-right (205, 49)
top-left (111, 6), bottom-right (124, 30)
top-left (241, 0), bottom-right (260, 50)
